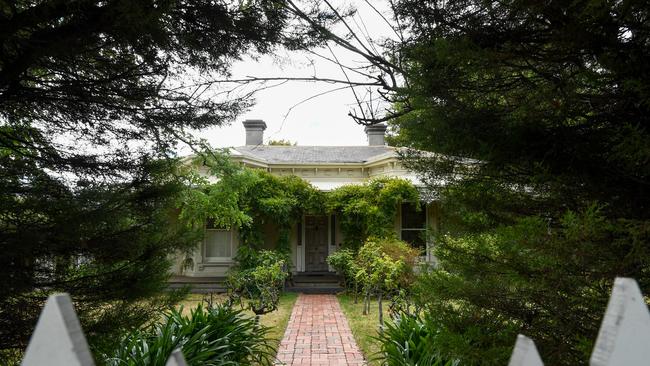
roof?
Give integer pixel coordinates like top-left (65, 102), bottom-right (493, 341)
top-left (232, 145), bottom-right (396, 164)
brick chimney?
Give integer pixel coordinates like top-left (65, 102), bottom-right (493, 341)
top-left (364, 124), bottom-right (387, 146)
top-left (242, 119), bottom-right (266, 145)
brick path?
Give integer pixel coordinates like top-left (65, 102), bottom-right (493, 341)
top-left (276, 294), bottom-right (366, 365)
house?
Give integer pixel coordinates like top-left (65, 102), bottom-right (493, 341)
top-left (171, 120), bottom-right (439, 280)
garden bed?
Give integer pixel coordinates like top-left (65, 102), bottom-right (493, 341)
top-left (178, 292), bottom-right (298, 352)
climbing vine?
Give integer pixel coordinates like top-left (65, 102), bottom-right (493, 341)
top-left (327, 178), bottom-right (420, 249)
top-left (179, 151), bottom-right (421, 252)
top-left (178, 150), bottom-right (325, 252)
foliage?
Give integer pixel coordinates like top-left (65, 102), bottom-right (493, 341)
top-left (226, 249), bottom-right (290, 315)
top-left (412, 205), bottom-right (650, 365)
top-left (356, 237), bottom-right (420, 298)
top-left (327, 178), bottom-right (420, 249)
top-left (391, 0), bottom-right (650, 218)
top-left (375, 0), bottom-right (650, 364)
top-left (0, 0), bottom-right (326, 359)
top-left (178, 151), bottom-right (258, 231)
top-left (106, 303), bottom-right (275, 366)
top-left (178, 152), bottom-right (322, 315)
top-left (0, 158), bottom-right (199, 360)
top-left (179, 152), bottom-right (325, 250)
top-left (376, 313), bottom-right (458, 366)
top-left (352, 237), bottom-right (420, 326)
top-left (326, 248), bottom-right (358, 289)
top-left (181, 157), bottom-right (420, 255)
top-left (268, 139), bottom-right (297, 146)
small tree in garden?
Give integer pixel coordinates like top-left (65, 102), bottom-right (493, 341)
top-left (325, 178), bottom-right (422, 314)
top-left (326, 249), bottom-right (362, 301)
top-left (355, 237), bottom-right (420, 328)
top-left (226, 249), bottom-right (290, 315)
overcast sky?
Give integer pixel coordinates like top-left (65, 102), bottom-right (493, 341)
top-left (192, 1), bottom-right (396, 148)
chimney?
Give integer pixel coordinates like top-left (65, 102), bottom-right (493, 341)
top-left (242, 119), bottom-right (267, 145)
top-left (364, 124), bottom-right (387, 146)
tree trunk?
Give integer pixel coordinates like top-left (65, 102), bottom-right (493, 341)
top-left (363, 290), bottom-right (370, 315)
top-left (378, 291), bottom-right (384, 332)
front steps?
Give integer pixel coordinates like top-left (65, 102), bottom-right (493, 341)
top-left (168, 276), bottom-right (227, 293)
top-left (286, 273), bottom-right (343, 294)
top-left (169, 273), bottom-right (343, 294)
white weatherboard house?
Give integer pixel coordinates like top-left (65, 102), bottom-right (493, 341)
top-left (172, 120), bottom-right (439, 279)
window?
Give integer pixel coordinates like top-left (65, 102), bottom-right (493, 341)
top-left (204, 219), bottom-right (232, 261)
top-left (401, 202), bottom-right (427, 250)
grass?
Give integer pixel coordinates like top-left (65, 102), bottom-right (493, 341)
top-left (337, 293), bottom-right (390, 366)
top-left (258, 292), bottom-right (299, 349)
top-left (177, 292), bottom-right (298, 351)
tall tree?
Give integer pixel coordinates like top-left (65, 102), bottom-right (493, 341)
top-left (0, 0), bottom-right (322, 360)
top-left (381, 0), bottom-right (650, 364)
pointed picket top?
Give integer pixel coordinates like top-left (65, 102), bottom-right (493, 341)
top-left (508, 334), bottom-right (544, 366)
top-left (21, 293), bottom-right (94, 366)
top-left (165, 349), bottom-right (188, 366)
top-left (590, 277), bottom-right (650, 366)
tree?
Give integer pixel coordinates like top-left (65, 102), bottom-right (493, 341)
top-left (355, 237), bottom-right (418, 327)
top-left (281, 0), bottom-right (650, 364)
top-left (382, 1), bottom-right (650, 365)
top-left (0, 0), bottom-right (323, 360)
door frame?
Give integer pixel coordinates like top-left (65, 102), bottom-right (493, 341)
top-left (299, 214), bottom-right (332, 273)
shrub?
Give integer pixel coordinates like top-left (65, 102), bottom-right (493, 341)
top-left (326, 248), bottom-right (357, 289)
top-left (355, 237), bottom-right (421, 325)
top-left (106, 303), bottom-right (275, 365)
top-left (376, 313), bottom-right (458, 366)
top-left (227, 249), bottom-right (290, 315)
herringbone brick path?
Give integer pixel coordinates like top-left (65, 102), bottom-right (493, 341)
top-left (275, 294), bottom-right (366, 365)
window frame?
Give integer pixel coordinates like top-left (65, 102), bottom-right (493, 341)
top-left (399, 201), bottom-right (428, 251)
top-left (203, 226), bottom-right (234, 262)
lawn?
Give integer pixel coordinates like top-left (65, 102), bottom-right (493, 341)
top-left (178, 292), bottom-right (298, 351)
top-left (337, 293), bottom-right (390, 365)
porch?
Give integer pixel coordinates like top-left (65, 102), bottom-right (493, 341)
top-left (173, 201), bottom-right (437, 279)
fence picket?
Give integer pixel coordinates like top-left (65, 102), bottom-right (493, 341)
top-left (508, 334), bottom-right (544, 366)
top-left (165, 348), bottom-right (188, 366)
top-left (21, 293), bottom-right (94, 366)
top-left (590, 277), bottom-right (650, 366)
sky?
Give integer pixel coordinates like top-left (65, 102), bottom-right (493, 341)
top-left (192, 1), bottom-right (396, 148)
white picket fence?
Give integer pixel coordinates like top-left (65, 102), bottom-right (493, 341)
top-left (20, 293), bottom-right (187, 366)
top-left (19, 277), bottom-right (649, 365)
top-left (509, 277), bottom-right (650, 366)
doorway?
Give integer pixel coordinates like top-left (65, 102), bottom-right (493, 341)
top-left (304, 215), bottom-right (329, 272)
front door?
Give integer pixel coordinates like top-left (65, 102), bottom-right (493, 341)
top-left (304, 215), bottom-right (329, 272)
